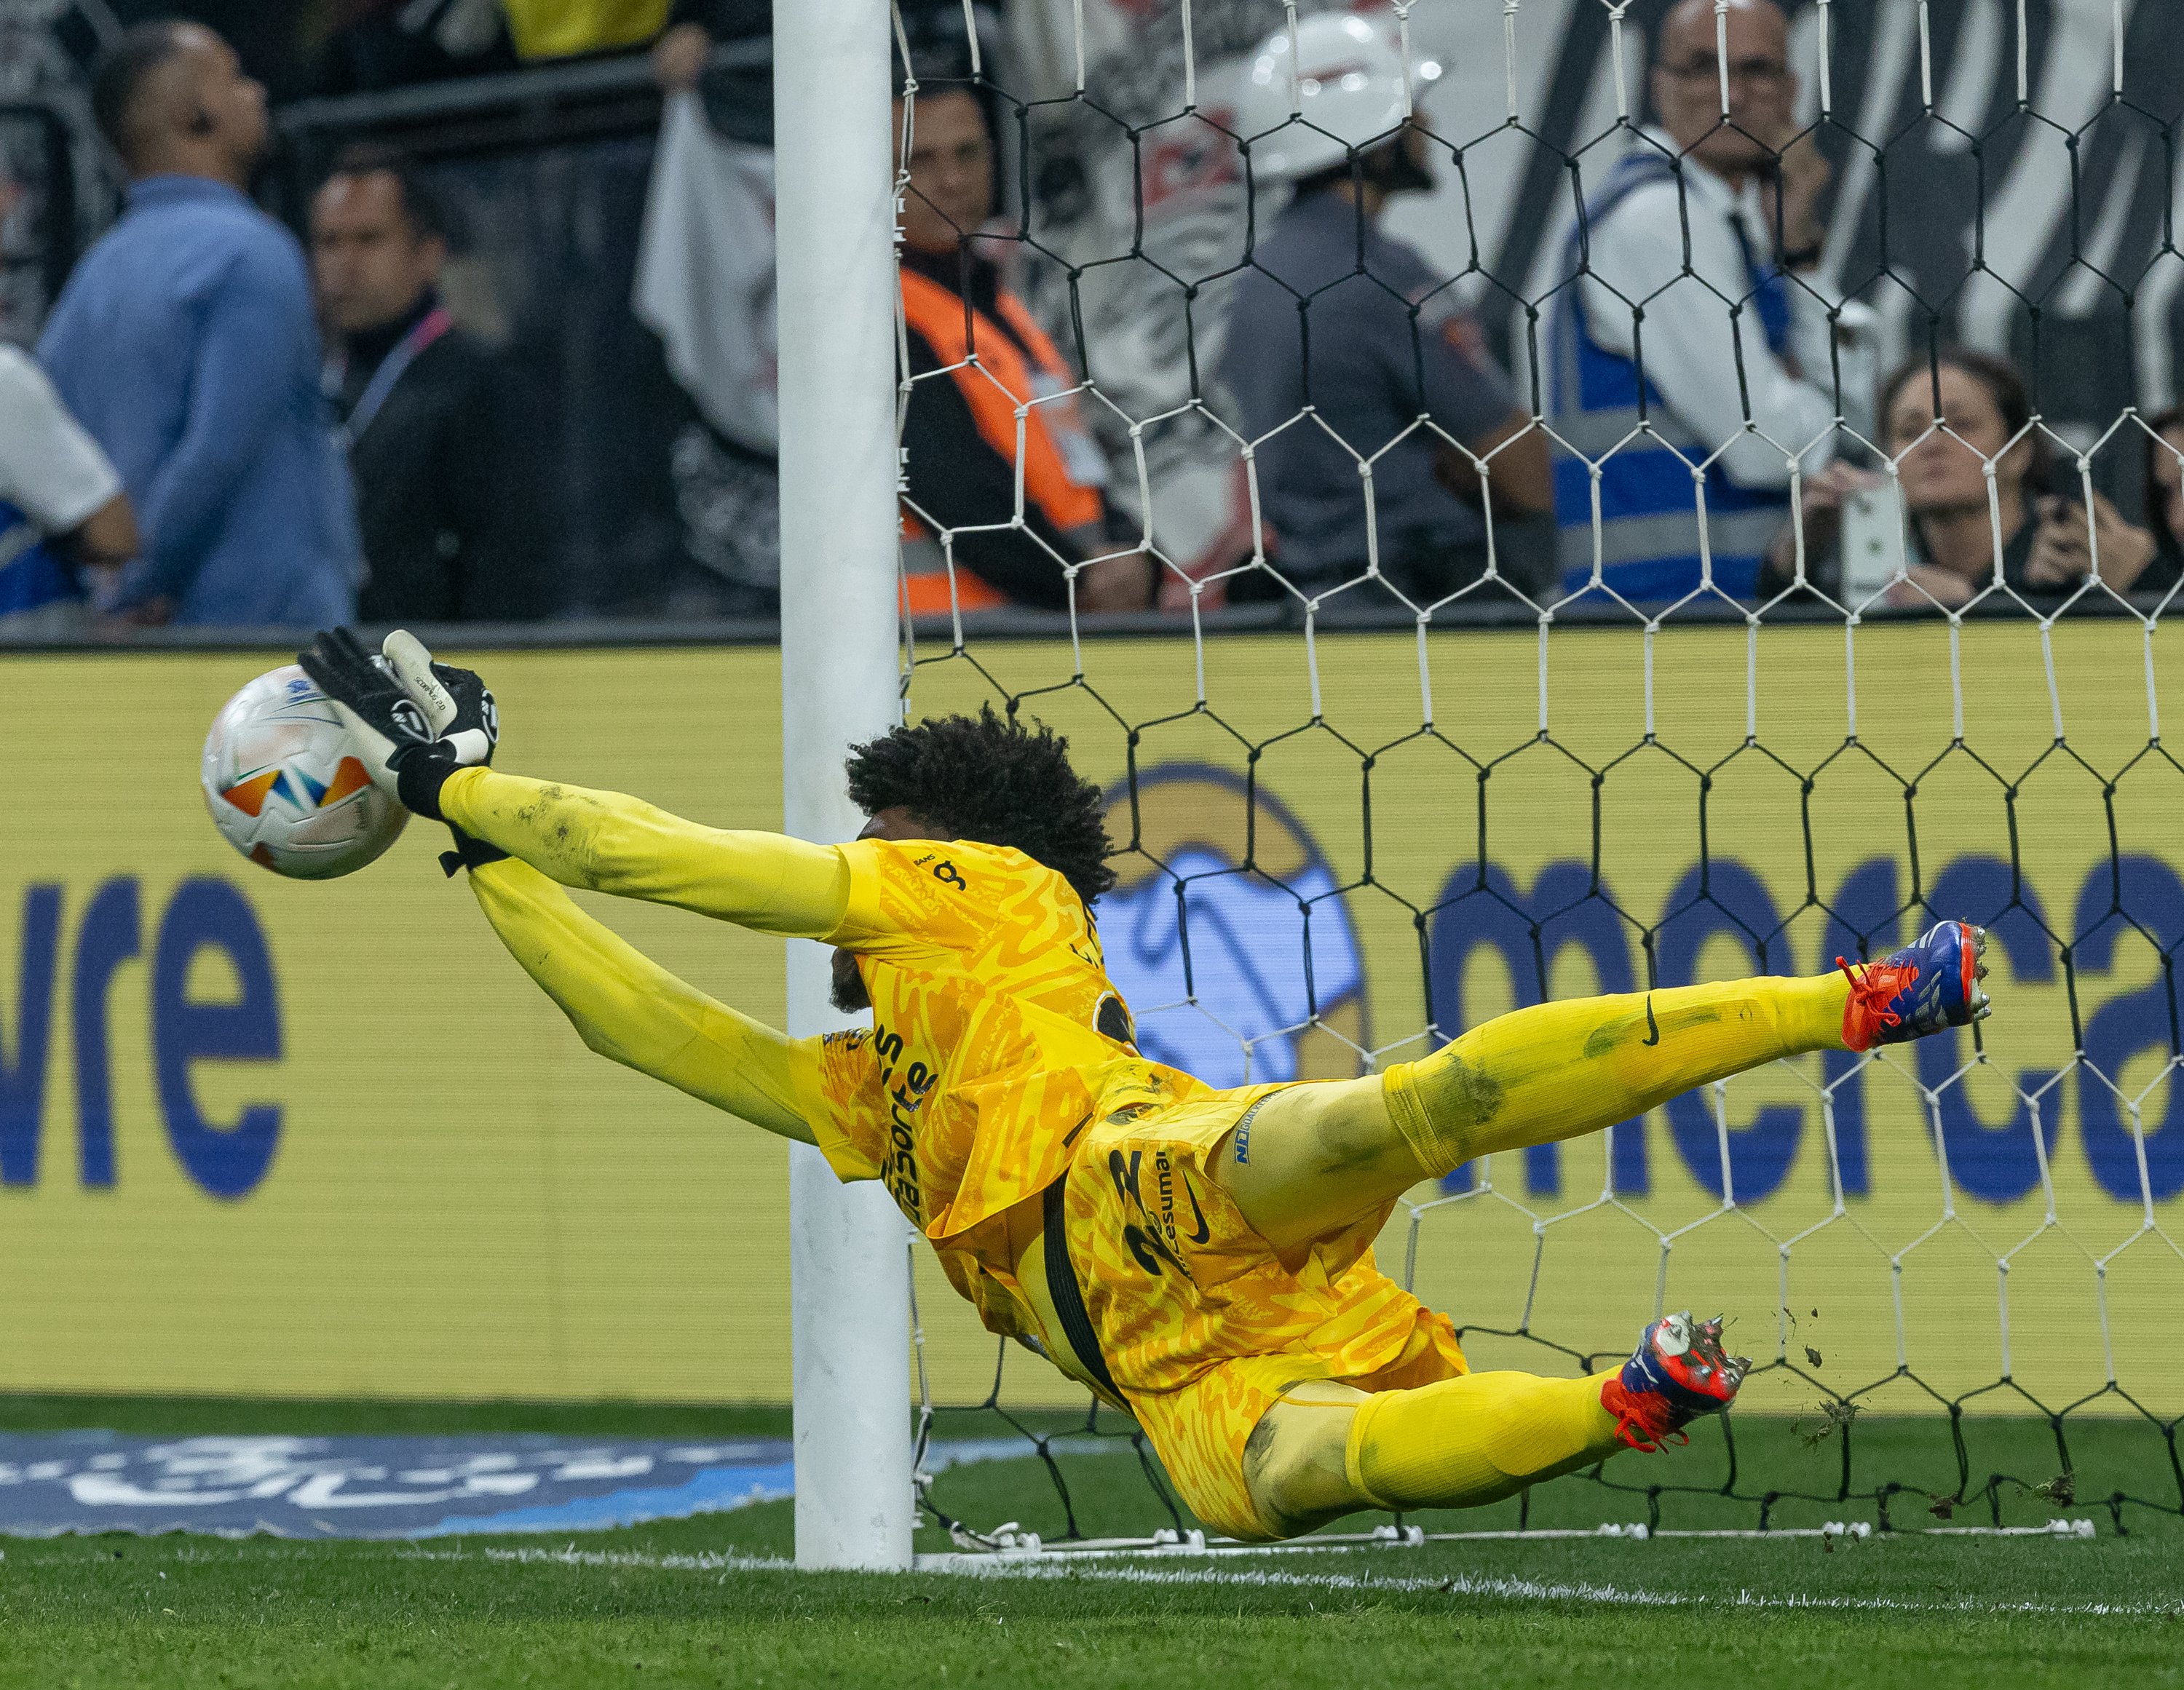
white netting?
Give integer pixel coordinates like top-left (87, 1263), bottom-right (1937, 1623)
top-left (887, 0), bottom-right (2184, 1547)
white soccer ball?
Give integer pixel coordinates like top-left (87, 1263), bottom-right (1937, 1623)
top-left (201, 665), bottom-right (408, 880)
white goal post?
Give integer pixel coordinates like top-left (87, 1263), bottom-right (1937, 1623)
top-left (773, 0), bottom-right (914, 1572)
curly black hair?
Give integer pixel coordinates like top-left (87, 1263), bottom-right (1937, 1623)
top-left (844, 705), bottom-right (1117, 905)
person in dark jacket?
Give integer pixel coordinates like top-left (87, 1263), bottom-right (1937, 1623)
top-left (312, 154), bottom-right (544, 622)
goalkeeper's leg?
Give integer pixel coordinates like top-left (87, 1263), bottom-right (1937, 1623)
top-left (1243, 1314), bottom-right (1741, 1536)
top-left (1215, 923), bottom-right (1989, 1252)
top-left (1243, 1373), bottom-right (1623, 1534)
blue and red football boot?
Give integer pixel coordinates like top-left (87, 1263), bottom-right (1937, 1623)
top-left (1601, 1312), bottom-right (1749, 1453)
top-left (1837, 919), bottom-right (1991, 1053)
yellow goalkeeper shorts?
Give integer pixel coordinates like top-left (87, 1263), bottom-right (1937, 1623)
top-left (1021, 1082), bottom-right (1469, 1541)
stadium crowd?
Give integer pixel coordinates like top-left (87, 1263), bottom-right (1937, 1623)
top-left (4, 0), bottom-right (2182, 635)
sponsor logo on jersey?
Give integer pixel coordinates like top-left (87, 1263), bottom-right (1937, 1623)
top-left (870, 1023), bottom-right (935, 1223)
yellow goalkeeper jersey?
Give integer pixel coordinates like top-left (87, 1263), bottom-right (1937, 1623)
top-left (803, 837), bottom-right (1216, 1325)
top-left (804, 835), bottom-right (1142, 1223)
top-left (440, 768), bottom-right (1207, 1341)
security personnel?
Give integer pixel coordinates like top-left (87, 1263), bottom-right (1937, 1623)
top-left (1544, 0), bottom-right (1873, 601)
top-left (894, 82), bottom-right (1148, 616)
top-left (1221, 12), bottom-right (1551, 611)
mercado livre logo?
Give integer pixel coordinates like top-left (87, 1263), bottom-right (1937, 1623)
top-left (1095, 761), bottom-right (2184, 1216)
top-left (0, 876), bottom-right (281, 1198)
top-left (1099, 763), bottom-right (1369, 1090)
top-left (1427, 850), bottom-right (2184, 1210)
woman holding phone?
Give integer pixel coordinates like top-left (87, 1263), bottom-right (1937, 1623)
top-left (1759, 349), bottom-right (2176, 608)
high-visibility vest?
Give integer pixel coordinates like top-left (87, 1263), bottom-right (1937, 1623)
top-left (1546, 148), bottom-right (1795, 601)
top-left (898, 266), bottom-right (1107, 615)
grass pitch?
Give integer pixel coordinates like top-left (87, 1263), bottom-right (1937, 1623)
top-left (1, 1395), bottom-right (2178, 1689)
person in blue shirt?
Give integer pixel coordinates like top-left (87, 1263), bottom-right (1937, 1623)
top-left (0, 344), bottom-right (138, 634)
top-left (39, 20), bottom-right (360, 628)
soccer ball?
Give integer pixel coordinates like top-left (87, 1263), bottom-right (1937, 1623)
top-left (201, 666), bottom-right (408, 879)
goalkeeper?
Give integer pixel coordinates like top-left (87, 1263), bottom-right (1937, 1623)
top-left (302, 627), bottom-right (1993, 1543)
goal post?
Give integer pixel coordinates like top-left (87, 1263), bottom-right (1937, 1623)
top-left (772, 0), bottom-right (913, 1572)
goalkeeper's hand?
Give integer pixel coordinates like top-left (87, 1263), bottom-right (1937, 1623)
top-left (379, 627), bottom-right (499, 771)
top-left (297, 627), bottom-right (496, 822)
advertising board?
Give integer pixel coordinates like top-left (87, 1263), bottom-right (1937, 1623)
top-left (3, 622), bottom-right (2174, 1415)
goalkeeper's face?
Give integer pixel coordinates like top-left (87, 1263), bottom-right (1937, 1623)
top-left (831, 806), bottom-right (939, 1014)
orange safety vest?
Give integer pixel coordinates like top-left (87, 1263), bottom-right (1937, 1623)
top-left (898, 267), bottom-right (1107, 616)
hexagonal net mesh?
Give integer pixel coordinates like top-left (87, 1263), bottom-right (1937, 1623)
top-left (887, 0), bottom-right (2184, 1549)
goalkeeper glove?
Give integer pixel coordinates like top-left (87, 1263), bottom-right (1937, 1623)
top-left (379, 627), bottom-right (499, 772)
top-left (297, 627), bottom-right (497, 822)
top-left (376, 630), bottom-right (510, 877)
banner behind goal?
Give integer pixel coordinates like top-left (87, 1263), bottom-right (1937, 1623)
top-left (879, 0), bottom-right (2184, 1547)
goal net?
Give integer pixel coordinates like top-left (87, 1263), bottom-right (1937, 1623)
top-left (888, 0), bottom-right (2184, 1549)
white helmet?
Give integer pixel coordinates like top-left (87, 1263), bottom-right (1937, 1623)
top-left (1230, 10), bottom-right (1431, 183)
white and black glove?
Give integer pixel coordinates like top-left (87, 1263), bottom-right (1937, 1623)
top-left (297, 627), bottom-right (498, 825)
top-left (379, 628), bottom-right (499, 771)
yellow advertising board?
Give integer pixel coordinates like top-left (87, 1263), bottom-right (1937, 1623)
top-left (1, 622), bottom-right (2179, 1416)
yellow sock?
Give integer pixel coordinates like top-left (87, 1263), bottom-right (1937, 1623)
top-left (1381, 972), bottom-right (1850, 1178)
top-left (1344, 1371), bottom-right (1626, 1511)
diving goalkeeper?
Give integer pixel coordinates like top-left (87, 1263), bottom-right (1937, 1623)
top-left (301, 627), bottom-right (1992, 1543)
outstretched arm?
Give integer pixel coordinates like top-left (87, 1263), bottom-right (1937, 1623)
top-left (466, 852), bottom-right (845, 1148)
top-left (443, 766), bottom-right (852, 937)
top-left (296, 634), bottom-right (879, 944)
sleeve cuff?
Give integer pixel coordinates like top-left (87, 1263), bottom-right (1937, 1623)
top-left (435, 765), bottom-right (494, 831)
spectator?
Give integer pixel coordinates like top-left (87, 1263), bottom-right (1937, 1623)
top-left (2139, 410), bottom-right (2184, 599)
top-left (39, 21), bottom-right (359, 628)
top-left (1762, 350), bottom-right (2175, 608)
top-left (1878, 352), bottom-right (2170, 608)
top-left (1222, 12), bottom-right (1551, 611)
top-left (314, 0), bottom-right (518, 95)
top-left (894, 81), bottom-right (1149, 615)
top-left (1545, 0), bottom-right (1875, 602)
top-left (0, 343), bottom-right (137, 634)
top-left (313, 154), bottom-right (542, 622)
top-left (640, 0), bottom-right (780, 616)
top-left (651, 0), bottom-right (769, 143)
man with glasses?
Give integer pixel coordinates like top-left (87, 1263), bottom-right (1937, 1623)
top-left (1545, 0), bottom-right (1874, 603)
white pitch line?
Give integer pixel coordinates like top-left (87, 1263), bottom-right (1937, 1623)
top-left (935, 1557), bottom-right (2181, 1619)
top-left (365, 1544), bottom-right (2180, 1621)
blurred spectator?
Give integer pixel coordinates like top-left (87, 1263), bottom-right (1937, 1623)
top-left (1762, 350), bottom-right (2177, 608)
top-left (2140, 410), bottom-right (2184, 598)
top-left (1545, 0), bottom-right (1875, 602)
top-left (651, 0), bottom-right (769, 143)
top-left (313, 154), bottom-right (543, 622)
top-left (1222, 13), bottom-right (1551, 611)
top-left (40, 21), bottom-right (359, 628)
top-left (314, 0), bottom-right (518, 95)
top-left (0, 344), bottom-right (137, 634)
top-left (894, 82), bottom-right (1147, 614)
top-left (638, 2), bottom-right (779, 616)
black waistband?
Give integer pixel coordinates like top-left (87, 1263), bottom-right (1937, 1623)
top-left (1041, 1173), bottom-right (1123, 1403)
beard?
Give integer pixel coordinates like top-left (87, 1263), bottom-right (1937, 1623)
top-left (829, 947), bottom-right (871, 1014)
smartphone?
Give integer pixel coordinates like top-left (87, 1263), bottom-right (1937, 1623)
top-left (1838, 483), bottom-right (1905, 602)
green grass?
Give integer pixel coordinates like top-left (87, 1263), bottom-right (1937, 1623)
top-left (2, 1397), bottom-right (2180, 1688)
